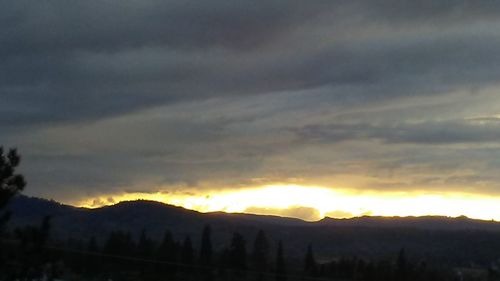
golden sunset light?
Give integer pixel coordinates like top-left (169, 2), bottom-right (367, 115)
top-left (76, 184), bottom-right (500, 222)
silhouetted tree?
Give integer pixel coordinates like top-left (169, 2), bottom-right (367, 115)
top-left (229, 232), bottom-right (247, 270)
top-left (87, 236), bottom-right (98, 252)
top-left (39, 215), bottom-right (51, 248)
top-left (227, 232), bottom-right (247, 281)
top-left (200, 224), bottom-right (213, 266)
top-left (136, 229), bottom-right (155, 278)
top-left (104, 230), bottom-right (135, 256)
top-left (200, 224), bottom-right (215, 281)
top-left (181, 235), bottom-right (194, 266)
top-left (137, 229), bottom-right (155, 258)
top-left (0, 147), bottom-right (26, 275)
top-left (157, 229), bottom-right (178, 275)
top-left (84, 236), bottom-right (100, 276)
top-left (395, 248), bottom-right (408, 281)
top-left (252, 230), bottom-right (270, 271)
top-left (275, 240), bottom-right (286, 281)
top-left (15, 215), bottom-right (51, 280)
top-left (102, 230), bottom-right (138, 279)
top-left (0, 147), bottom-right (26, 228)
top-left (217, 248), bottom-right (231, 280)
top-left (304, 243), bottom-right (318, 277)
top-left (252, 230), bottom-right (270, 281)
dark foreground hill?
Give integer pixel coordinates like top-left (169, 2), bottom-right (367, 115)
top-left (6, 195), bottom-right (500, 264)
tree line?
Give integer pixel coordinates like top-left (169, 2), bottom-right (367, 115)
top-left (2, 222), bottom-right (464, 281)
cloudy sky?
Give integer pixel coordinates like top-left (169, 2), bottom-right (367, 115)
top-left (3, 0), bottom-right (500, 220)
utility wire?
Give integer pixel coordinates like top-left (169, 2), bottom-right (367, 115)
top-left (1, 238), bottom-right (331, 281)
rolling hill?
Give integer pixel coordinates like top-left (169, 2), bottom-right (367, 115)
top-left (5, 195), bottom-right (500, 264)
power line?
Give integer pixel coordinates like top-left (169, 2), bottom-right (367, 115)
top-left (1, 239), bottom-right (331, 281)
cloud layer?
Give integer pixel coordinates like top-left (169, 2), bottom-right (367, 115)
top-left (3, 1), bottom-right (500, 203)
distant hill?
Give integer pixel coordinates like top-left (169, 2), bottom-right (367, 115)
top-left (318, 215), bottom-right (500, 231)
top-left (5, 195), bottom-right (500, 264)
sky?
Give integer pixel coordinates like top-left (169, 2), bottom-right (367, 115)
top-left (3, 0), bottom-right (500, 221)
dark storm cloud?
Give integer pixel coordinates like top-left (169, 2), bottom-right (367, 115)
top-left (1, 1), bottom-right (332, 54)
top-left (3, 0), bottom-right (500, 200)
top-left (1, 0), bottom-right (331, 126)
top-left (3, 0), bottom-right (500, 127)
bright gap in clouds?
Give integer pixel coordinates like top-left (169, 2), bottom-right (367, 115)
top-left (77, 185), bottom-right (500, 222)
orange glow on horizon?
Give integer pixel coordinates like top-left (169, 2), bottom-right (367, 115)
top-left (75, 184), bottom-right (500, 222)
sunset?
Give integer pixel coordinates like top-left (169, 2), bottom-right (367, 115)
top-left (3, 1), bottom-right (500, 221)
top-left (76, 184), bottom-right (500, 222)
top-left (2, 1), bottom-right (500, 280)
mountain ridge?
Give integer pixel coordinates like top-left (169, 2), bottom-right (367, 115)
top-left (6, 195), bottom-right (500, 262)
top-left (7, 195), bottom-right (500, 230)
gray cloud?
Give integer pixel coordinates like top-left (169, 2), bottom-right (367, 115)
top-left (294, 119), bottom-right (500, 145)
top-left (3, 1), bottom-right (500, 202)
top-left (3, 0), bottom-right (500, 128)
top-left (1, 1), bottom-right (333, 55)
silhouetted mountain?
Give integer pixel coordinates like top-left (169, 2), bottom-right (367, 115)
top-left (318, 215), bottom-right (500, 231)
top-left (6, 195), bottom-right (500, 264)
top-left (5, 196), bottom-right (307, 250)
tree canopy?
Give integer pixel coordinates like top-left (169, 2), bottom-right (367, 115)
top-left (0, 147), bottom-right (26, 228)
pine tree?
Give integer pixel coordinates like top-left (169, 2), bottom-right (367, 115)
top-left (199, 225), bottom-right (215, 281)
top-left (275, 240), bottom-right (286, 281)
top-left (0, 147), bottom-right (26, 228)
top-left (395, 248), bottom-right (408, 281)
top-left (85, 236), bottom-right (100, 276)
top-left (87, 236), bottom-right (98, 252)
top-left (39, 216), bottom-right (51, 250)
top-left (200, 224), bottom-right (213, 266)
top-left (304, 243), bottom-right (318, 277)
top-left (158, 230), bottom-right (176, 260)
top-left (15, 216), bottom-right (52, 280)
top-left (252, 230), bottom-right (270, 272)
top-left (137, 229), bottom-right (154, 258)
top-left (157, 229), bottom-right (178, 275)
top-left (181, 235), bottom-right (194, 266)
top-left (104, 230), bottom-right (136, 256)
top-left (0, 147), bottom-right (25, 272)
top-left (229, 232), bottom-right (247, 270)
